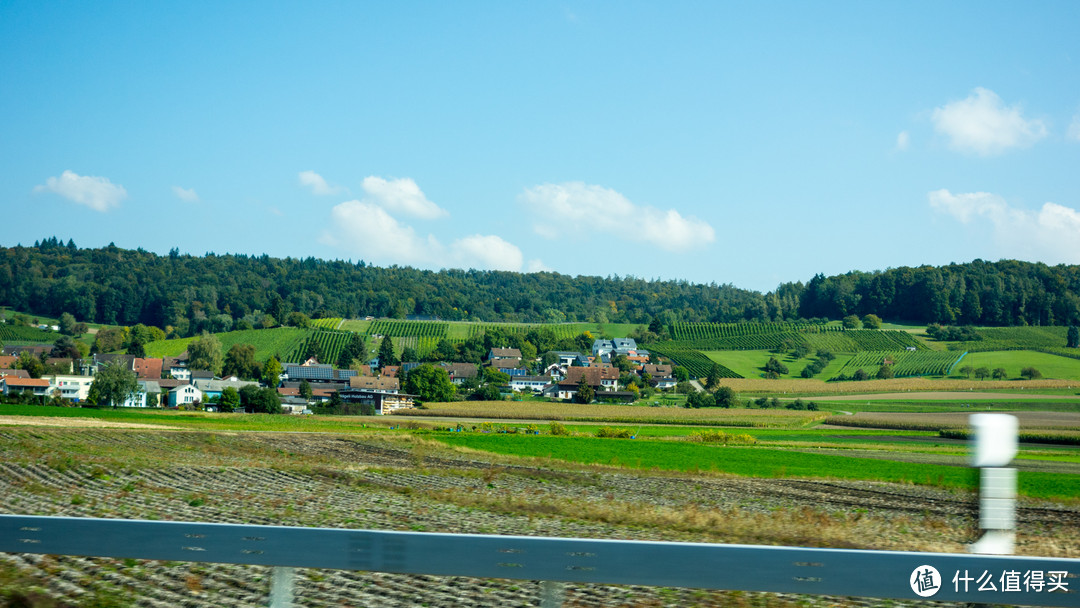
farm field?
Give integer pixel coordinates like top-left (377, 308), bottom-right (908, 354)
top-left (704, 349), bottom-right (853, 379)
top-left (948, 349), bottom-right (1080, 380)
top-left (3, 425), bottom-right (1077, 607)
top-left (400, 401), bottom-right (830, 427)
top-left (145, 327), bottom-right (312, 362)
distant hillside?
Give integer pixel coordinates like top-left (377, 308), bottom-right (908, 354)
top-left (3, 239), bottom-right (1080, 338)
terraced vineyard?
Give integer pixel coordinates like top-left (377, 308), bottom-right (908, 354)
top-left (464, 322), bottom-right (586, 341)
top-left (283, 329), bottom-right (353, 364)
top-left (647, 342), bottom-right (742, 378)
top-left (145, 327), bottom-right (312, 361)
top-left (669, 321), bottom-right (831, 341)
top-left (366, 320), bottom-right (449, 339)
top-left (310, 317), bottom-right (343, 330)
top-left (0, 324), bottom-right (56, 343)
top-left (829, 350), bottom-right (964, 379)
top-left (950, 326), bottom-right (1069, 352)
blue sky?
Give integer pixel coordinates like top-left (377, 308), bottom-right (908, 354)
top-left (2, 1), bottom-right (1079, 292)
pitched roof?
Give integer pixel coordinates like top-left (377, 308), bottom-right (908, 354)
top-left (349, 376), bottom-right (400, 391)
top-left (642, 364), bottom-right (673, 377)
top-left (488, 348), bottom-right (522, 358)
top-left (2, 377), bottom-right (51, 388)
top-left (0, 356), bottom-right (16, 369)
top-left (487, 358), bottom-right (522, 369)
top-left (439, 362), bottom-right (478, 378)
top-left (0, 369), bottom-right (30, 379)
top-left (559, 366), bottom-right (618, 387)
top-left (133, 358), bottom-right (164, 379)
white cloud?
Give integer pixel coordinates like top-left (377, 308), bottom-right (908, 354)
top-left (930, 188), bottom-right (1080, 263)
top-left (298, 170), bottom-right (346, 195)
top-left (321, 200), bottom-right (523, 271)
top-left (519, 182), bottom-right (715, 252)
top-left (527, 259), bottom-right (552, 273)
top-left (361, 176), bottom-right (448, 220)
top-left (33, 170), bottom-right (127, 212)
top-left (1068, 113), bottom-right (1080, 142)
top-left (931, 88), bottom-right (1046, 156)
top-left (896, 131), bottom-right (910, 151)
top-left (172, 186), bottom-right (199, 202)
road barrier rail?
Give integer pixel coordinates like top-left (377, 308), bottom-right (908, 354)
top-left (1, 514), bottom-right (1078, 606)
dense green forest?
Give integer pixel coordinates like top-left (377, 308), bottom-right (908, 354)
top-left (3, 239), bottom-right (1080, 337)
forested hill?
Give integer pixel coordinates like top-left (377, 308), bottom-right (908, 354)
top-left (3, 240), bottom-right (1080, 335)
top-left (0, 240), bottom-right (763, 332)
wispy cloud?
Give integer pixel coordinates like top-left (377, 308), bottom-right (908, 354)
top-left (520, 182), bottom-right (715, 252)
top-left (931, 88), bottom-right (1046, 156)
top-left (1068, 113), bottom-right (1080, 142)
top-left (361, 176), bottom-right (448, 220)
top-left (172, 186), bottom-right (199, 202)
top-left (930, 188), bottom-right (1080, 262)
top-left (298, 170), bottom-right (346, 195)
top-left (34, 170), bottom-right (127, 212)
top-left (895, 131), bottom-right (910, 151)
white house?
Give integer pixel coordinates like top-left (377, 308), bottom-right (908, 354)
top-left (509, 376), bottom-right (551, 394)
top-left (48, 375), bottom-right (94, 402)
top-left (168, 385), bottom-right (204, 408)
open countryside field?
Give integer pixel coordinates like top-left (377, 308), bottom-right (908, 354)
top-left (402, 401), bottom-right (829, 427)
top-left (2, 423), bottom-right (1078, 607)
top-left (948, 349), bottom-right (1080, 380)
top-left (705, 349), bottom-right (853, 379)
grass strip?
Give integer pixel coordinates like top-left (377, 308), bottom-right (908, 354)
top-left (431, 433), bottom-right (1078, 501)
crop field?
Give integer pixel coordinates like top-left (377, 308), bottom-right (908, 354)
top-left (145, 327), bottom-right (312, 362)
top-left (668, 321), bottom-right (830, 341)
top-left (821, 410), bottom-right (1080, 432)
top-left (647, 341), bottom-right (742, 377)
top-left (3, 423), bottom-right (1077, 608)
top-left (829, 350), bottom-right (964, 379)
top-left (712, 376), bottom-right (1080, 395)
top-left (282, 329), bottom-right (353, 364)
top-left (0, 324), bottom-right (56, 343)
top-left (309, 317), bottom-right (342, 330)
top-left (949, 326), bottom-right (1070, 352)
top-left (950, 349), bottom-right (1080, 380)
top-left (705, 350), bottom-right (853, 379)
top-left (402, 401), bottom-right (829, 427)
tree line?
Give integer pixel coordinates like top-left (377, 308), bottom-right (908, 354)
top-left (5, 240), bottom-right (1080, 336)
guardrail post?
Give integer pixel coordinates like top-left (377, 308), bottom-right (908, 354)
top-left (539, 580), bottom-right (565, 608)
top-left (268, 566), bottom-right (295, 608)
top-left (969, 413), bottom-right (1018, 555)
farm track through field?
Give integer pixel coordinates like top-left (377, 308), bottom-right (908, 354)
top-left (0, 430), bottom-right (1076, 607)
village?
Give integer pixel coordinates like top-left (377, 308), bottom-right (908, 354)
top-left (0, 336), bottom-right (684, 415)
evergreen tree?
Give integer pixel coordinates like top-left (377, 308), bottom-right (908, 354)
top-left (378, 335), bottom-right (398, 367)
top-left (574, 375), bottom-right (595, 404)
top-left (1068, 326), bottom-right (1080, 348)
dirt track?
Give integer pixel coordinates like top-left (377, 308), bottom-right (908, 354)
top-left (0, 429), bottom-right (1076, 607)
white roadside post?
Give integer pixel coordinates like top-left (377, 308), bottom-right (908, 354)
top-left (268, 566), bottom-right (295, 608)
top-left (968, 413), bottom-right (1019, 555)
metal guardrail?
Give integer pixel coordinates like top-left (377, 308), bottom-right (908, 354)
top-left (1, 514), bottom-right (1078, 606)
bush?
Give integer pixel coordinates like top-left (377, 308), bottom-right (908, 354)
top-left (548, 421), bottom-right (569, 436)
top-left (595, 426), bottom-right (633, 438)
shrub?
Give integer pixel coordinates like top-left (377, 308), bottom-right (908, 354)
top-left (595, 426), bottom-right (633, 438)
top-left (548, 421), bottom-right (569, 436)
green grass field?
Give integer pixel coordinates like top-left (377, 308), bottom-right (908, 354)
top-left (430, 433), bottom-right (1076, 500)
top-left (949, 350), bottom-right (1080, 380)
top-left (704, 349), bottom-right (852, 379)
